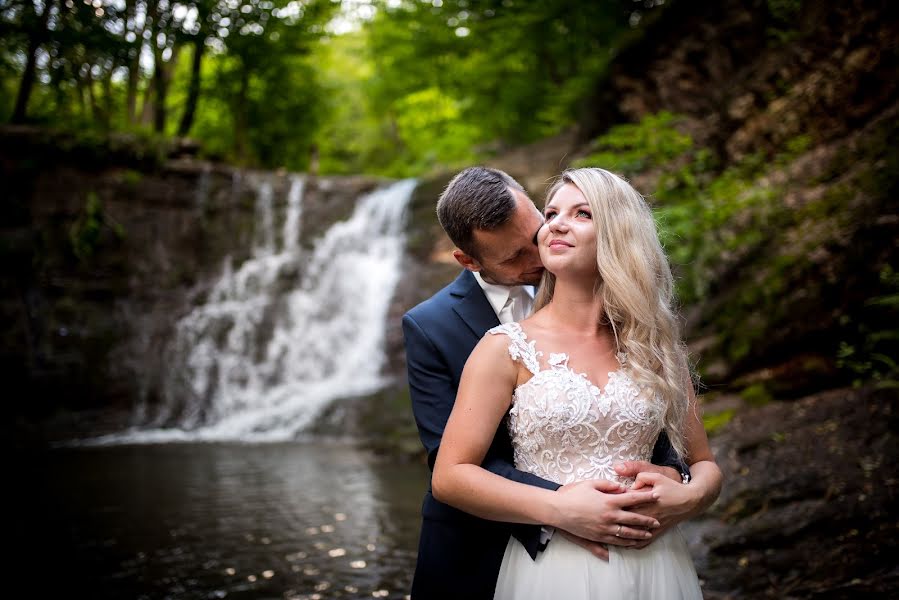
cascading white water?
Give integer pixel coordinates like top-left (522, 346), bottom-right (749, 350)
top-left (97, 176), bottom-right (416, 444)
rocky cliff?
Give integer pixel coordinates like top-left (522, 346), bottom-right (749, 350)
top-left (2, 127), bottom-right (384, 441)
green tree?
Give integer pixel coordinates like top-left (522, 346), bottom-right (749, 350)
top-left (8, 0), bottom-right (55, 123)
top-left (352, 0), bottom-right (658, 173)
top-left (202, 0), bottom-right (336, 166)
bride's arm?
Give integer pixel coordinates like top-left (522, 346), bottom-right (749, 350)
top-left (432, 334), bottom-right (661, 540)
top-left (432, 334), bottom-right (554, 524)
top-left (629, 385), bottom-right (723, 533)
top-left (680, 388), bottom-right (724, 515)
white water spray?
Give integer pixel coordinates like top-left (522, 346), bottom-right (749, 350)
top-left (96, 176), bottom-right (416, 444)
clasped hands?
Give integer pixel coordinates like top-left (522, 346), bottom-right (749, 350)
top-left (548, 460), bottom-right (695, 561)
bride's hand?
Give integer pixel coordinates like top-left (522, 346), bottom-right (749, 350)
top-left (623, 471), bottom-right (698, 547)
top-left (550, 479), bottom-right (660, 544)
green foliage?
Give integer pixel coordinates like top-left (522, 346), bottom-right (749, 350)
top-left (69, 192), bottom-right (125, 262)
top-left (836, 341), bottom-right (893, 386)
top-left (579, 116), bottom-right (816, 312)
top-left (311, 32), bottom-right (373, 174)
top-left (740, 383), bottom-right (773, 407)
top-left (2, 0), bottom-right (336, 170)
top-left (837, 265), bottom-right (899, 387)
top-left (1, 0), bottom-right (670, 174)
top-left (577, 111), bottom-right (743, 303)
top-left (703, 408), bottom-right (735, 436)
top-left (328, 0), bottom-right (664, 175)
top-left (767, 0), bottom-right (802, 22)
top-left (120, 169), bottom-right (144, 186)
top-left (574, 111), bottom-right (695, 174)
top-left (782, 134), bottom-right (811, 159)
top-left (392, 87), bottom-right (478, 168)
top-left (578, 113), bottom-right (899, 390)
top-left (766, 0), bottom-right (802, 44)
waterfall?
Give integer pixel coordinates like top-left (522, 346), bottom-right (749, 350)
top-left (98, 176), bottom-right (416, 444)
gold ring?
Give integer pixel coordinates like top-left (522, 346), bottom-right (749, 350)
top-left (615, 524), bottom-right (622, 537)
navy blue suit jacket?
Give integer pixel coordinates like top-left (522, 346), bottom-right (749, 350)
top-left (402, 269), bottom-right (685, 599)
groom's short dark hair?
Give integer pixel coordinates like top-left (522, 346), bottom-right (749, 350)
top-left (437, 166), bottom-right (527, 258)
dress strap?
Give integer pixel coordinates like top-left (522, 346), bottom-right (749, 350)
top-left (487, 322), bottom-right (542, 376)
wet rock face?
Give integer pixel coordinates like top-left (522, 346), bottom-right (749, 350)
top-left (382, 171), bottom-right (459, 378)
top-left (3, 159), bottom-right (258, 423)
top-left (1, 133), bottom-right (384, 434)
top-left (586, 0), bottom-right (899, 160)
top-left (697, 386), bottom-right (899, 599)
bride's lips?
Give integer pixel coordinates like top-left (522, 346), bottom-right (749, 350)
top-left (548, 239), bottom-right (573, 248)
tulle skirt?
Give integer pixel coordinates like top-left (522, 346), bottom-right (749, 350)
top-left (494, 527), bottom-right (702, 600)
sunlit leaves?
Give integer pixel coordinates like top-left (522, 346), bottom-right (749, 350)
top-left (3, 0), bottom-right (667, 173)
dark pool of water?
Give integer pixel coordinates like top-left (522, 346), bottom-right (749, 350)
top-left (14, 442), bottom-right (430, 600)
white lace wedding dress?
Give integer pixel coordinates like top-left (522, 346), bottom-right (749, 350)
top-left (489, 323), bottom-right (703, 600)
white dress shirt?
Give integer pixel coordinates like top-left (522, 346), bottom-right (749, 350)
top-left (472, 272), bottom-right (535, 324)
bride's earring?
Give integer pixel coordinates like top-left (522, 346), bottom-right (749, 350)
top-left (616, 350), bottom-right (628, 366)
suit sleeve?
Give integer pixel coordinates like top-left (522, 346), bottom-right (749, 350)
top-left (651, 430), bottom-right (691, 480)
top-left (403, 313), bottom-right (558, 558)
top-left (402, 313), bottom-right (559, 490)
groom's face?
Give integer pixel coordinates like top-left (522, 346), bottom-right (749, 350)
top-left (459, 189), bottom-right (545, 286)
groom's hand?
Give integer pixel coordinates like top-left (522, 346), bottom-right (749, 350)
top-left (550, 479), bottom-right (660, 545)
top-left (613, 460), bottom-right (681, 483)
top-left (557, 530), bottom-right (610, 561)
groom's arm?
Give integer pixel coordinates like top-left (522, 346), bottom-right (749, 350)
top-left (403, 314), bottom-right (557, 556)
top-left (403, 314), bottom-right (558, 490)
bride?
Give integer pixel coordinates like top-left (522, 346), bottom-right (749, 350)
top-left (432, 167), bottom-right (723, 599)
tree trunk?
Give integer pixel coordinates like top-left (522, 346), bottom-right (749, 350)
top-left (126, 60), bottom-right (139, 125)
top-left (124, 0), bottom-right (145, 126)
top-left (139, 76), bottom-right (155, 126)
top-left (85, 65), bottom-right (103, 125)
top-left (102, 64), bottom-right (113, 130)
top-left (234, 66), bottom-right (250, 163)
top-left (177, 37), bottom-right (205, 137)
top-left (75, 71), bottom-right (88, 118)
top-left (152, 42), bottom-right (181, 134)
top-left (10, 0), bottom-right (55, 123)
top-left (164, 45), bottom-right (181, 90)
top-left (142, 0), bottom-right (167, 132)
top-left (152, 49), bottom-right (167, 133)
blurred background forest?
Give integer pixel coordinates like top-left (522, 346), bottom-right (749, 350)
top-left (4, 0), bottom-right (899, 598)
top-left (1, 0), bottom-right (701, 175)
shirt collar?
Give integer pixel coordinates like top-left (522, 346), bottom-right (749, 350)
top-left (472, 271), bottom-right (534, 318)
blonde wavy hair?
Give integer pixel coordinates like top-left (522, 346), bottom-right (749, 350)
top-left (534, 167), bottom-right (693, 458)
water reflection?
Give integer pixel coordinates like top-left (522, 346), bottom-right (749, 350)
top-left (15, 442), bottom-right (428, 599)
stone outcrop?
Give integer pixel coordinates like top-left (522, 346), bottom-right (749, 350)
top-left (696, 386), bottom-right (898, 599)
top-left (2, 127), bottom-right (383, 441)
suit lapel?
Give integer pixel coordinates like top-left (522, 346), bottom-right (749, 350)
top-left (449, 270), bottom-right (501, 338)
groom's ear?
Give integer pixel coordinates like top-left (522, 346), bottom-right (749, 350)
top-left (453, 249), bottom-right (481, 272)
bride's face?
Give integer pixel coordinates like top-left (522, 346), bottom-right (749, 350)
top-left (537, 183), bottom-right (599, 278)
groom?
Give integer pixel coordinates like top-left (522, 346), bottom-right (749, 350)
top-left (403, 167), bottom-right (706, 599)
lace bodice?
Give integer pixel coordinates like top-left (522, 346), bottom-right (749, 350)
top-left (489, 322), bottom-right (665, 486)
